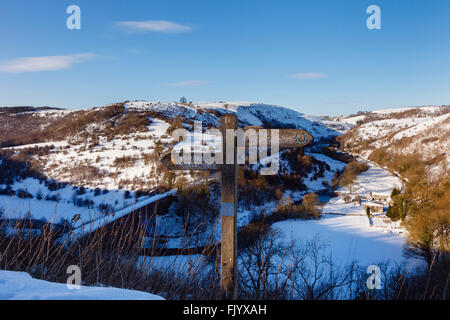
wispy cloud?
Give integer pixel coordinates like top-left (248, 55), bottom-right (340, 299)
top-left (116, 20), bottom-right (192, 34)
top-left (0, 53), bottom-right (95, 73)
top-left (290, 72), bottom-right (327, 79)
top-left (168, 80), bottom-right (211, 87)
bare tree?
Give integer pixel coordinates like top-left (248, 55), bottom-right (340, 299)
top-left (238, 231), bottom-right (357, 300)
top-left (239, 229), bottom-right (288, 299)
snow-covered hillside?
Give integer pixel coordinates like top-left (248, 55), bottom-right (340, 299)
top-left (126, 101), bottom-right (339, 138)
top-left (0, 101), bottom-right (341, 225)
top-left (337, 105), bottom-right (450, 179)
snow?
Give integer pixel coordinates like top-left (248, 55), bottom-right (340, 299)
top-left (354, 118), bottom-right (430, 141)
top-left (125, 101), bottom-right (340, 139)
top-left (42, 138), bottom-right (161, 190)
top-left (273, 159), bottom-right (412, 267)
top-left (343, 162), bottom-right (402, 198)
top-left (3, 141), bottom-right (68, 150)
top-left (320, 161), bottom-right (402, 216)
top-left (341, 105), bottom-right (450, 177)
top-left (392, 112), bottom-right (450, 140)
top-left (372, 106), bottom-right (443, 115)
top-left (0, 175), bottom-right (176, 233)
top-left (0, 101), bottom-right (435, 288)
top-left (339, 106), bottom-right (450, 141)
top-left (340, 115), bottom-right (366, 126)
top-left (371, 107), bottom-right (417, 114)
top-left (307, 153), bottom-right (347, 172)
top-left (301, 152), bottom-right (346, 192)
top-left (0, 270), bottom-right (163, 300)
top-left (147, 117), bottom-right (170, 138)
top-left (70, 189), bottom-right (176, 238)
top-left (1, 100), bottom-right (343, 205)
top-left (319, 118), bottom-right (355, 133)
top-left (0, 194), bottom-right (88, 223)
top-left (274, 215), bottom-right (408, 266)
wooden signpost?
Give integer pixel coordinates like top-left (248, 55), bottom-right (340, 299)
top-left (161, 114), bottom-right (314, 299)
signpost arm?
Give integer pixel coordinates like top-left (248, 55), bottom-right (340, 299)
top-left (220, 114), bottom-right (238, 300)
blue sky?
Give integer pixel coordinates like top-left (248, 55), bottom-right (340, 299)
top-left (1, 0), bottom-right (450, 116)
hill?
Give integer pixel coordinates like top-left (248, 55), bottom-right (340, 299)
top-left (0, 101), bottom-right (343, 227)
top-left (336, 105), bottom-right (450, 181)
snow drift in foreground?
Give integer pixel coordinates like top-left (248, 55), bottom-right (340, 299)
top-left (0, 270), bottom-right (164, 300)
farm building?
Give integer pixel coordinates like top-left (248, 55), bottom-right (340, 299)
top-left (369, 192), bottom-right (390, 203)
top-left (364, 201), bottom-right (384, 214)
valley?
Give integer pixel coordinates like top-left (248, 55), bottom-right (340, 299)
top-left (0, 101), bottom-right (448, 299)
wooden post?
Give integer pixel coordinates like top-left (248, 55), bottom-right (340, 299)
top-left (160, 115), bottom-right (314, 300)
top-left (220, 114), bottom-right (238, 299)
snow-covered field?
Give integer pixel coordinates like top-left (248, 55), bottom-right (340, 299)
top-left (273, 160), bottom-right (412, 267)
top-left (0, 270), bottom-right (163, 300)
top-left (274, 215), bottom-right (407, 267)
